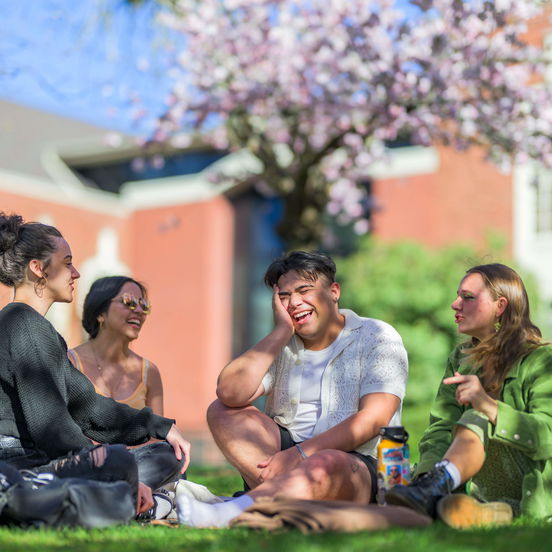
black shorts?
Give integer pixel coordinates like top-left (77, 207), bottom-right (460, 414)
top-left (276, 424), bottom-right (378, 503)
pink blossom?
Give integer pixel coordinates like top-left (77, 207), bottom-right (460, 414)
top-left (154, 0), bottom-right (552, 237)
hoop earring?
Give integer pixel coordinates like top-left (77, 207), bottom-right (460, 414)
top-left (34, 276), bottom-right (47, 298)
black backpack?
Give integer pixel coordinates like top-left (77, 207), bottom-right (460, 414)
top-left (0, 461), bottom-right (135, 528)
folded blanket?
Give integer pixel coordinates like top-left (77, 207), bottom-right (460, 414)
top-left (231, 497), bottom-right (432, 534)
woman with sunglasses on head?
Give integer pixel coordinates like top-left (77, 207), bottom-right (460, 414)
top-left (386, 263), bottom-right (552, 529)
top-left (0, 213), bottom-right (190, 516)
top-left (69, 276), bottom-right (163, 416)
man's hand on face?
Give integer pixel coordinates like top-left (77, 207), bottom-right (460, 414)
top-left (272, 285), bottom-right (295, 334)
top-left (256, 446), bottom-right (304, 483)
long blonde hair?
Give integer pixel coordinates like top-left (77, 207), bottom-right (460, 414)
top-left (462, 263), bottom-right (544, 394)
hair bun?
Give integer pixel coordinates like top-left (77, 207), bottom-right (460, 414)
top-left (0, 213), bottom-right (23, 255)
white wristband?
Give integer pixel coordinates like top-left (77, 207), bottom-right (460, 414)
top-left (295, 443), bottom-right (308, 459)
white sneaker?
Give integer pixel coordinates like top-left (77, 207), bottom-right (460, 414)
top-left (175, 480), bottom-right (227, 504)
top-left (151, 489), bottom-right (176, 520)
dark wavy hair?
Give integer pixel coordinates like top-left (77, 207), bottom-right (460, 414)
top-left (82, 276), bottom-right (148, 338)
top-left (462, 263), bottom-right (544, 393)
top-left (264, 251), bottom-right (336, 287)
top-left (0, 212), bottom-right (62, 287)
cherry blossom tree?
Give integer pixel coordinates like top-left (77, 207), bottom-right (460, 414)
top-left (154, 0), bottom-right (552, 248)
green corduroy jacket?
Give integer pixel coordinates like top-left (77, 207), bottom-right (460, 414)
top-left (416, 343), bottom-right (552, 519)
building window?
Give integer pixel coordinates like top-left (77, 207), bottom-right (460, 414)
top-left (534, 169), bottom-right (552, 234)
top-left (68, 149), bottom-right (227, 194)
top-left (228, 187), bottom-right (283, 357)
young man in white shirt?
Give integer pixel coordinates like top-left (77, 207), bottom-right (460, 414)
top-left (178, 251), bottom-right (408, 527)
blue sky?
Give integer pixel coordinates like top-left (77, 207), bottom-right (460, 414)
top-left (0, 0), bottom-right (180, 136)
top-left (0, 0), bottom-right (420, 138)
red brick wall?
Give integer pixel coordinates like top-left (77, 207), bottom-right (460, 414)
top-left (371, 145), bottom-right (512, 253)
top-left (128, 197), bottom-right (234, 432)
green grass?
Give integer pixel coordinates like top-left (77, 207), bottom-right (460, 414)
top-left (1, 507), bottom-right (551, 552)
top-left (2, 405), bottom-right (551, 551)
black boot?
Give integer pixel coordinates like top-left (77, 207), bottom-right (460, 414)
top-left (385, 462), bottom-right (454, 518)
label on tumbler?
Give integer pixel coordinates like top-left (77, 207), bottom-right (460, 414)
top-left (376, 426), bottom-right (409, 505)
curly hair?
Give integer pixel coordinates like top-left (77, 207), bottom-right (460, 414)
top-left (0, 212), bottom-right (62, 287)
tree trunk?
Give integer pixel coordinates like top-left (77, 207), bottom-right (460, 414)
top-left (275, 170), bottom-right (329, 250)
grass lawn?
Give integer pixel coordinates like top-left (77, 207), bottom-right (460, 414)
top-left (1, 404), bottom-right (551, 551)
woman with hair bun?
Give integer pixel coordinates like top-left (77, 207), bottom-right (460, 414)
top-left (386, 263), bottom-right (552, 528)
top-left (0, 212), bottom-right (189, 514)
top-left (69, 276), bottom-right (163, 415)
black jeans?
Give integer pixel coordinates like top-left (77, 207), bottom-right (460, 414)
top-left (0, 436), bottom-right (183, 493)
top-left (130, 441), bottom-right (184, 489)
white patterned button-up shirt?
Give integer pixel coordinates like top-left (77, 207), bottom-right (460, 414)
top-left (262, 309), bottom-right (408, 457)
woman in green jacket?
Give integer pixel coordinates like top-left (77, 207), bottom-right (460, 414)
top-left (386, 263), bottom-right (552, 528)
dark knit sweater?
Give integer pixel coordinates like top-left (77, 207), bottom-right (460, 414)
top-left (0, 302), bottom-right (174, 461)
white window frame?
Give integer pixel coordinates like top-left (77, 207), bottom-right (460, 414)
top-left (534, 167), bottom-right (552, 234)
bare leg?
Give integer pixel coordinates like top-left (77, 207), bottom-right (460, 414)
top-left (250, 449), bottom-right (372, 504)
top-left (443, 425), bottom-right (485, 483)
top-left (207, 399), bottom-right (281, 489)
top-left (177, 449), bottom-right (374, 527)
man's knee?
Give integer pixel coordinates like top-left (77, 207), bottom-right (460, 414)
top-left (206, 398), bottom-right (229, 428)
top-left (305, 450), bottom-right (369, 480)
top-left (300, 450), bottom-right (372, 502)
top-left (302, 449), bottom-right (345, 483)
top-left (207, 399), bottom-right (264, 431)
